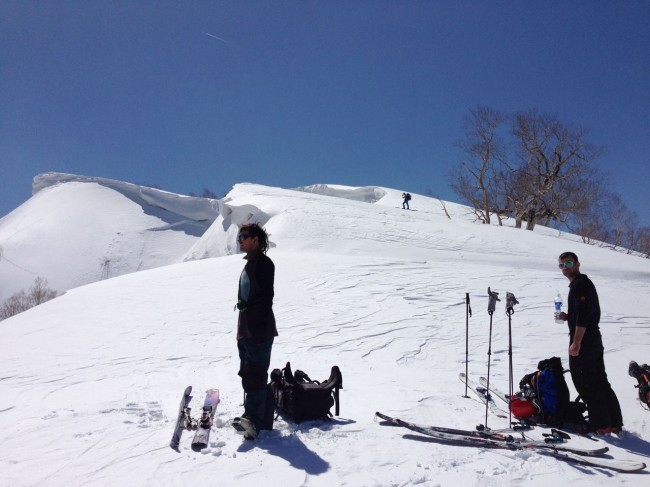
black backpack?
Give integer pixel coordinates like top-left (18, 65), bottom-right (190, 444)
top-left (270, 362), bottom-right (343, 423)
top-left (628, 360), bottom-right (650, 409)
top-left (519, 357), bottom-right (583, 426)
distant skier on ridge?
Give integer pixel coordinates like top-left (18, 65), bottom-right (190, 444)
top-left (402, 192), bottom-right (411, 210)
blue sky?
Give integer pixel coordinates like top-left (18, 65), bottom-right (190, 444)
top-left (1, 1), bottom-right (648, 225)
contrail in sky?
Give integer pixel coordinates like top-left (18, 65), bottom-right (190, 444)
top-left (205, 32), bottom-right (237, 47)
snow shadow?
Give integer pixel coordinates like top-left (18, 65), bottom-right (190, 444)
top-left (238, 432), bottom-right (330, 475)
top-left (601, 432), bottom-right (650, 459)
top-left (117, 190), bottom-right (215, 237)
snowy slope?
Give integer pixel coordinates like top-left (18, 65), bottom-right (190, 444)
top-left (0, 173), bottom-right (218, 302)
top-left (1, 182), bottom-right (649, 487)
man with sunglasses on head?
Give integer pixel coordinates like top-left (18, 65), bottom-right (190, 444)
top-left (557, 251), bottom-right (623, 434)
top-left (232, 223), bottom-right (277, 440)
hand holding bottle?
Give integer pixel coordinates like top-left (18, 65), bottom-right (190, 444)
top-left (554, 293), bottom-right (563, 323)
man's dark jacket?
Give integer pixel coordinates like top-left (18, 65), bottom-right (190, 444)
top-left (566, 273), bottom-right (603, 349)
top-left (237, 252), bottom-right (277, 341)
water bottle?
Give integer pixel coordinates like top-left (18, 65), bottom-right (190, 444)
top-left (554, 293), bottom-right (563, 323)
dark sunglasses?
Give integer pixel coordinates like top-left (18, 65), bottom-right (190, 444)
top-left (558, 261), bottom-right (575, 269)
top-left (237, 233), bottom-right (253, 242)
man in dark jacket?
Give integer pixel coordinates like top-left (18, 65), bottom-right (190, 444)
top-left (557, 251), bottom-right (623, 434)
top-left (233, 223), bottom-right (278, 439)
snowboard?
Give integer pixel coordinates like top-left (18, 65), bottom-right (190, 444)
top-left (170, 386), bottom-right (194, 452)
top-left (191, 389), bottom-right (221, 451)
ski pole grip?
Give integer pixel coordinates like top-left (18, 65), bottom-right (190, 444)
top-left (506, 292), bottom-right (519, 313)
top-left (487, 287), bottom-right (500, 314)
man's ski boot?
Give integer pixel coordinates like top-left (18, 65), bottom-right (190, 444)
top-left (233, 415), bottom-right (258, 440)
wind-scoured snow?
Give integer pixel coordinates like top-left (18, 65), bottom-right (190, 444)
top-left (1, 179), bottom-right (649, 486)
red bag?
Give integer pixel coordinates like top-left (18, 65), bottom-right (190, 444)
top-left (509, 396), bottom-right (538, 418)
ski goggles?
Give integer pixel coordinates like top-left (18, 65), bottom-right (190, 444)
top-left (237, 233), bottom-right (253, 242)
top-left (558, 261), bottom-right (575, 269)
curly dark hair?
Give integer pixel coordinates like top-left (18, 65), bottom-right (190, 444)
top-left (240, 223), bottom-right (270, 254)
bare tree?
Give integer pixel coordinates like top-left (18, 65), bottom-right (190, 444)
top-left (637, 227), bottom-right (650, 258)
top-left (0, 277), bottom-right (58, 321)
top-left (507, 110), bottom-right (604, 230)
top-left (607, 195), bottom-right (641, 252)
top-left (29, 277), bottom-right (58, 305)
top-left (449, 106), bottom-right (646, 254)
top-left (450, 106), bottom-right (507, 224)
top-left (0, 292), bottom-right (30, 321)
top-left (562, 176), bottom-right (609, 243)
top-left (424, 189), bottom-right (451, 219)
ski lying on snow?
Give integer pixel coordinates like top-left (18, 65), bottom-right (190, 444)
top-left (375, 412), bottom-right (608, 456)
top-left (375, 413), bottom-right (645, 472)
top-left (478, 376), bottom-right (510, 404)
top-left (459, 373), bottom-right (508, 418)
top-left (537, 449), bottom-right (646, 473)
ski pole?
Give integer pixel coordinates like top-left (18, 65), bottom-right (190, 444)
top-left (461, 293), bottom-right (473, 400)
top-left (505, 292), bottom-right (519, 425)
top-left (485, 287), bottom-right (500, 428)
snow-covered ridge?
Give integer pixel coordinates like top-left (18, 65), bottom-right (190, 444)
top-left (0, 173), bottom-right (224, 302)
top-left (33, 172), bottom-right (220, 222)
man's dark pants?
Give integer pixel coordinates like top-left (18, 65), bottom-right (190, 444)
top-left (238, 337), bottom-right (275, 431)
top-left (569, 346), bottom-right (623, 429)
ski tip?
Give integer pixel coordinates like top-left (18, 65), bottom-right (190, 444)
top-left (375, 412), bottom-right (398, 424)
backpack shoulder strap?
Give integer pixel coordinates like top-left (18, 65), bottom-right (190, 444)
top-left (321, 366), bottom-right (343, 415)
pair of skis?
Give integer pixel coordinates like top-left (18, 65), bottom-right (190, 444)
top-left (375, 412), bottom-right (645, 472)
top-left (170, 386), bottom-right (220, 452)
